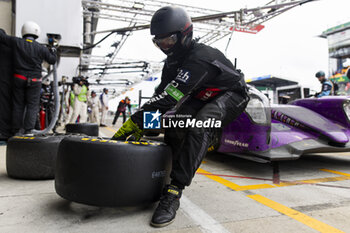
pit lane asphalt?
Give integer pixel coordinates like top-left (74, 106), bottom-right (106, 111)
top-left (0, 121), bottom-right (350, 232)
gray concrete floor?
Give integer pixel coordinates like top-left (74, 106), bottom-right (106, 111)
top-left (1, 121), bottom-right (350, 232)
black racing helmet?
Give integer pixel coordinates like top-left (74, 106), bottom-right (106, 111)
top-left (315, 71), bottom-right (325, 78)
top-left (150, 6), bottom-right (193, 54)
top-left (150, 6), bottom-right (192, 36)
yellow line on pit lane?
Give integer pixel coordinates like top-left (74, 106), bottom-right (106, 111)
top-left (197, 168), bottom-right (345, 232)
top-left (248, 194), bottom-right (345, 233)
top-left (276, 176), bottom-right (350, 187)
top-left (320, 169), bottom-right (350, 177)
top-left (197, 168), bottom-right (275, 191)
top-left (197, 168), bottom-right (350, 190)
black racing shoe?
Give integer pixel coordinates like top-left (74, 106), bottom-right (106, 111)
top-left (150, 185), bottom-right (182, 228)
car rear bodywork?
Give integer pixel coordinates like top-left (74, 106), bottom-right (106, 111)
top-left (217, 86), bottom-right (350, 162)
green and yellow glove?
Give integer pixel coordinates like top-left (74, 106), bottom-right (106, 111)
top-left (111, 118), bottom-right (143, 141)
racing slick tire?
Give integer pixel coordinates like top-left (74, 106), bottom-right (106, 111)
top-left (6, 134), bottom-right (68, 179)
top-left (55, 136), bottom-right (172, 207)
top-left (65, 123), bottom-right (99, 136)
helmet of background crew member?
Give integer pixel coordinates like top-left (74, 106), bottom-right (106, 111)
top-left (21, 21), bottom-right (41, 39)
top-left (315, 71), bottom-right (325, 78)
top-left (150, 6), bottom-right (193, 56)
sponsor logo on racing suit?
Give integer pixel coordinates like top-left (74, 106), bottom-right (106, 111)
top-left (175, 69), bottom-right (191, 83)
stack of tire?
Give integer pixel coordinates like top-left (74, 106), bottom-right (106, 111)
top-left (6, 123), bottom-right (99, 179)
top-left (6, 134), bottom-right (68, 179)
top-left (6, 123), bottom-right (172, 207)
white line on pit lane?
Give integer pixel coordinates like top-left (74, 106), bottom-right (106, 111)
top-left (180, 195), bottom-right (230, 233)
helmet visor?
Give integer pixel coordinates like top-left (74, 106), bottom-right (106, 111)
top-left (152, 34), bottom-right (177, 51)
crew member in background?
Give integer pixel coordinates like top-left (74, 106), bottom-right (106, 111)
top-left (0, 22), bottom-right (56, 135)
top-left (100, 88), bottom-right (109, 126)
top-left (88, 91), bottom-right (101, 125)
top-left (70, 77), bottom-right (89, 123)
top-left (315, 71), bottom-right (333, 97)
top-left (112, 96), bottom-right (131, 125)
top-left (0, 29), bottom-right (13, 140)
top-left (111, 6), bottom-right (249, 227)
top-left (65, 84), bottom-right (75, 124)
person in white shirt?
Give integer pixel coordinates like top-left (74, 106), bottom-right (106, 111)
top-left (99, 88), bottom-right (109, 126)
top-left (88, 91), bottom-right (101, 125)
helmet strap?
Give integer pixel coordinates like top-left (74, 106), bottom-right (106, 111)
top-left (181, 31), bottom-right (193, 48)
top-left (181, 24), bottom-right (193, 47)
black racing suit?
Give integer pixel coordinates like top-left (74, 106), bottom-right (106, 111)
top-left (0, 30), bottom-right (13, 138)
top-left (131, 42), bottom-right (249, 189)
top-left (0, 30), bottom-right (56, 133)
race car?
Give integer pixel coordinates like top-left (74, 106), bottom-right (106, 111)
top-left (217, 85), bottom-right (350, 162)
